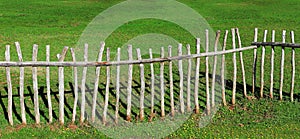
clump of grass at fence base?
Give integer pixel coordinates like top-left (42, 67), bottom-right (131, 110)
top-left (1, 98), bottom-right (300, 138)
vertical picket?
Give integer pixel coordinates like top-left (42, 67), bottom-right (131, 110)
top-left (211, 30), bottom-right (220, 107)
top-left (160, 47), bottom-right (165, 117)
top-left (126, 45), bottom-right (133, 121)
top-left (46, 45), bottom-right (52, 123)
top-left (103, 48), bottom-right (110, 125)
top-left (290, 31), bottom-right (295, 102)
top-left (260, 30), bottom-right (268, 98)
top-left (231, 29), bottom-right (237, 105)
top-left (194, 38), bottom-right (200, 113)
top-left (58, 46), bottom-right (69, 124)
top-left (270, 30), bottom-right (275, 99)
top-left (80, 44), bottom-right (88, 123)
top-left (168, 46), bottom-right (175, 116)
top-left (5, 45), bottom-right (13, 126)
top-left (32, 44), bottom-right (40, 124)
top-left (205, 29), bottom-right (211, 114)
top-left (115, 48), bottom-right (121, 123)
top-left (252, 28), bottom-right (258, 95)
top-left (279, 30), bottom-right (286, 101)
top-left (91, 42), bottom-right (105, 122)
top-left (15, 42), bottom-right (26, 124)
top-left (70, 48), bottom-right (78, 123)
top-left (221, 30), bottom-right (229, 106)
top-left (149, 49), bottom-right (155, 115)
top-left (136, 48), bottom-right (145, 120)
top-left (178, 44), bottom-right (184, 114)
top-left (186, 44), bottom-right (192, 112)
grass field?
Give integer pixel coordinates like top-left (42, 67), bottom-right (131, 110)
top-left (1, 0), bottom-right (300, 138)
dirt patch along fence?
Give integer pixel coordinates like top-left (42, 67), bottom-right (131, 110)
top-left (1, 28), bottom-right (297, 126)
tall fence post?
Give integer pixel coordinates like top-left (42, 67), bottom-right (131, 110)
top-left (160, 47), bottom-right (165, 117)
top-left (126, 45), bottom-right (133, 121)
top-left (178, 44), bottom-right (185, 114)
top-left (252, 28), bottom-right (258, 95)
top-left (231, 29), bottom-right (237, 105)
top-left (70, 48), bottom-right (78, 123)
top-left (279, 30), bottom-right (286, 101)
top-left (205, 29), bottom-right (211, 114)
top-left (80, 44), bottom-right (88, 123)
top-left (260, 30), bottom-right (268, 98)
top-left (221, 30), bottom-right (229, 106)
top-left (236, 28), bottom-right (247, 98)
top-left (136, 48), bottom-right (145, 121)
top-left (168, 46), bottom-right (175, 116)
top-left (46, 45), bottom-right (52, 123)
top-left (5, 45), bottom-right (13, 126)
top-left (290, 31), bottom-right (295, 102)
top-left (211, 30), bottom-right (220, 108)
top-left (270, 30), bottom-right (275, 99)
top-left (103, 48), bottom-right (110, 125)
top-left (32, 44), bottom-right (40, 124)
top-left (194, 38), bottom-right (200, 113)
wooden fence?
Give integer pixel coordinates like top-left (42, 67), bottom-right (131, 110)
top-left (1, 28), bottom-right (298, 126)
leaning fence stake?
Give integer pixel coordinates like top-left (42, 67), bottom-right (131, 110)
top-left (103, 48), bottom-right (110, 125)
top-left (205, 29), bottom-right (211, 114)
top-left (32, 44), bottom-right (40, 124)
top-left (5, 45), bottom-right (13, 126)
top-left (260, 30), bottom-right (268, 98)
top-left (80, 44), bottom-right (88, 123)
top-left (279, 30), bottom-right (286, 101)
top-left (212, 30), bottom-right (220, 108)
top-left (15, 42), bottom-right (26, 124)
top-left (126, 45), bottom-right (133, 121)
top-left (221, 30), bottom-right (228, 106)
top-left (270, 30), bottom-right (275, 99)
top-left (46, 45), bottom-right (52, 123)
top-left (160, 47), bottom-right (165, 117)
top-left (136, 48), bottom-right (145, 120)
top-left (91, 42), bottom-right (105, 123)
top-left (168, 46), bottom-right (175, 116)
top-left (149, 49), bottom-right (155, 116)
top-left (231, 28), bottom-right (237, 105)
top-left (70, 48), bottom-right (78, 123)
top-left (178, 44), bottom-right (185, 114)
top-left (186, 44), bottom-right (192, 112)
top-left (194, 39), bottom-right (200, 113)
top-left (236, 28), bottom-right (248, 98)
top-left (252, 28), bottom-right (258, 95)
top-left (58, 46), bottom-right (69, 124)
top-left (115, 48), bottom-right (121, 123)
top-left (290, 31), bottom-right (295, 102)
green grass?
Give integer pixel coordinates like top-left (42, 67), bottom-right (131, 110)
top-left (0, 0), bottom-right (300, 138)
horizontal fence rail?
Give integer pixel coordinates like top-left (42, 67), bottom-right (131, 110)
top-left (1, 28), bottom-right (298, 126)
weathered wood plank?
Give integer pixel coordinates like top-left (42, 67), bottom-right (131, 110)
top-left (231, 28), bottom-right (237, 105)
top-left (236, 28), bottom-right (248, 98)
top-left (290, 31), bottom-right (295, 102)
top-left (80, 44), bottom-right (88, 123)
top-left (115, 48), bottom-right (121, 123)
top-left (5, 45), bottom-right (13, 126)
top-left (15, 42), bottom-right (26, 124)
top-left (58, 46), bottom-right (69, 124)
top-left (279, 30), bottom-right (286, 101)
top-left (136, 48), bottom-right (145, 120)
top-left (126, 45), bottom-right (133, 121)
top-left (221, 30), bottom-right (228, 106)
top-left (252, 28), bottom-right (258, 95)
top-left (32, 44), bottom-right (40, 124)
top-left (270, 30), bottom-right (275, 99)
top-left (205, 29), bottom-right (210, 114)
top-left (91, 42), bottom-right (105, 122)
top-left (178, 44), bottom-right (184, 114)
top-left (160, 47), bottom-right (165, 117)
top-left (186, 44), bottom-right (192, 112)
top-left (149, 49), bottom-right (155, 115)
top-left (211, 30), bottom-right (220, 107)
top-left (70, 48), bottom-right (78, 123)
top-left (46, 45), bottom-right (52, 123)
top-left (260, 30), bottom-right (268, 98)
top-left (194, 38), bottom-right (200, 113)
top-left (103, 48), bottom-right (110, 125)
top-left (168, 46), bottom-right (175, 116)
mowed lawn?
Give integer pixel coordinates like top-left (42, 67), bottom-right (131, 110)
top-left (0, 0), bottom-right (300, 138)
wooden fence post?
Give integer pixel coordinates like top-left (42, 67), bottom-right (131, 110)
top-left (205, 29), bottom-right (211, 114)
top-left (160, 47), bottom-right (165, 117)
top-left (279, 30), bottom-right (286, 101)
top-left (211, 30), bottom-right (220, 108)
top-left (168, 46), bottom-right (175, 116)
top-left (46, 45), bottom-right (52, 123)
top-left (91, 42), bottom-right (105, 123)
top-left (231, 29), bottom-right (237, 105)
top-left (178, 44), bottom-right (185, 114)
top-left (115, 48), bottom-right (121, 123)
top-left (58, 46), bottom-right (69, 124)
top-left (32, 44), bottom-right (40, 124)
top-left (5, 45), bottom-right (13, 126)
top-left (252, 28), bottom-right (258, 95)
top-left (236, 28), bottom-right (248, 98)
top-left (270, 30), bottom-right (275, 99)
top-left (221, 30), bottom-right (228, 106)
top-left (260, 30), bottom-right (268, 98)
top-left (186, 44), bottom-right (192, 112)
top-left (126, 45), bottom-right (133, 121)
top-left (194, 38), bottom-right (200, 113)
top-left (136, 48), bottom-right (145, 120)
top-left (70, 48), bottom-right (78, 123)
top-left (15, 42), bottom-right (26, 124)
top-left (103, 48), bottom-right (110, 125)
top-left (80, 44), bottom-right (88, 123)
top-left (149, 49), bottom-right (155, 116)
top-left (290, 31), bottom-right (295, 102)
